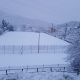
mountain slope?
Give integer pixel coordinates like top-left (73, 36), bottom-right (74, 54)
top-left (0, 10), bottom-right (80, 44)
top-left (0, 10), bottom-right (51, 31)
top-left (48, 21), bottom-right (80, 44)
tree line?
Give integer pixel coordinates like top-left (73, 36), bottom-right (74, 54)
top-left (67, 25), bottom-right (80, 75)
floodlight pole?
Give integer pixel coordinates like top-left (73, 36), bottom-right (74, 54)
top-left (38, 32), bottom-right (40, 53)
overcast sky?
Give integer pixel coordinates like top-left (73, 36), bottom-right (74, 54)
top-left (0, 0), bottom-right (80, 24)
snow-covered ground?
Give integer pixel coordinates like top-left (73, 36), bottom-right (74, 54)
top-left (0, 32), bottom-right (78, 80)
top-left (0, 32), bottom-right (69, 54)
top-left (17, 72), bottom-right (77, 80)
top-left (0, 71), bottom-right (78, 80)
top-left (0, 54), bottom-right (68, 67)
top-left (0, 32), bottom-right (69, 46)
top-left (0, 32), bottom-right (69, 67)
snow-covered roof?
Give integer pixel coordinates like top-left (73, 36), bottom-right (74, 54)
top-left (0, 32), bottom-right (69, 46)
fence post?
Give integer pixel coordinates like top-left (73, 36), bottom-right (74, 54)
top-left (63, 67), bottom-right (65, 75)
top-left (22, 69), bottom-right (23, 72)
top-left (37, 68), bottom-right (38, 72)
top-left (27, 66), bottom-right (28, 72)
top-left (6, 70), bottom-right (8, 75)
top-left (64, 67), bottom-right (65, 72)
top-left (21, 45), bottom-right (23, 54)
top-left (38, 32), bottom-right (40, 54)
top-left (4, 45), bottom-right (5, 54)
top-left (50, 67), bottom-right (53, 72)
top-left (13, 45), bottom-right (14, 54)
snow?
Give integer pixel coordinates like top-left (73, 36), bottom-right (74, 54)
top-left (18, 72), bottom-right (76, 80)
top-left (0, 72), bottom-right (77, 80)
top-left (0, 54), bottom-right (67, 67)
top-left (0, 32), bottom-right (69, 46)
top-left (0, 32), bottom-right (69, 67)
top-left (40, 33), bottom-right (69, 46)
top-left (0, 32), bottom-right (39, 45)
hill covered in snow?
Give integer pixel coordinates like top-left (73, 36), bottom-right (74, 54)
top-left (0, 10), bottom-right (51, 32)
top-left (0, 10), bottom-right (80, 43)
top-left (49, 21), bottom-right (80, 44)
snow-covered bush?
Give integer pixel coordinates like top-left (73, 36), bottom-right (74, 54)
top-left (7, 25), bottom-right (14, 31)
top-left (16, 72), bottom-right (76, 80)
top-left (0, 72), bottom-right (78, 80)
top-left (0, 19), bottom-right (15, 35)
top-left (62, 74), bottom-right (75, 80)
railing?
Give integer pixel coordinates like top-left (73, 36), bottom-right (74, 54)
top-left (0, 64), bottom-right (70, 75)
top-left (0, 45), bottom-right (68, 54)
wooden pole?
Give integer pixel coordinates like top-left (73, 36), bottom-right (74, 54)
top-left (6, 70), bottom-right (8, 75)
top-left (38, 32), bottom-right (40, 53)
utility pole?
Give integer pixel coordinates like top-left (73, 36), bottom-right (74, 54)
top-left (64, 24), bottom-right (68, 40)
top-left (50, 23), bottom-right (55, 33)
top-left (38, 32), bottom-right (40, 53)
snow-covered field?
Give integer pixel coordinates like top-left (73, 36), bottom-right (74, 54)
top-left (0, 32), bottom-right (70, 79)
top-left (17, 72), bottom-right (78, 80)
top-left (0, 32), bottom-right (69, 67)
top-left (0, 32), bottom-right (69, 54)
top-left (0, 32), bottom-right (77, 80)
top-left (0, 54), bottom-right (68, 67)
top-left (0, 32), bottom-right (69, 46)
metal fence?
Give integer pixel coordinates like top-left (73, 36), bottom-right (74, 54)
top-left (0, 64), bottom-right (73, 75)
top-left (0, 45), bottom-right (68, 54)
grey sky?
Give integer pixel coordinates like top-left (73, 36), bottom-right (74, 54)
top-left (0, 0), bottom-right (80, 24)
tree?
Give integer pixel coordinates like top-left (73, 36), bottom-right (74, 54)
top-left (0, 28), bottom-right (4, 35)
top-left (1, 19), bottom-right (9, 31)
top-left (0, 19), bottom-right (15, 35)
top-left (7, 25), bottom-right (14, 31)
top-left (67, 38), bottom-right (80, 75)
top-left (63, 26), bottom-right (68, 40)
top-left (77, 23), bottom-right (80, 29)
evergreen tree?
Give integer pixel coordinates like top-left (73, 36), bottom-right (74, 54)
top-left (0, 19), bottom-right (14, 35)
top-left (1, 19), bottom-right (9, 31)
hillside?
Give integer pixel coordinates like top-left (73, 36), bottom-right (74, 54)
top-left (0, 10), bottom-right (51, 32)
top-left (47, 21), bottom-right (80, 44)
top-left (0, 10), bottom-right (80, 44)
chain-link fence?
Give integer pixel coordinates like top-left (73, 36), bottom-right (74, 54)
top-left (0, 45), bottom-right (68, 54)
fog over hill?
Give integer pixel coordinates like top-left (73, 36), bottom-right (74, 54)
top-left (0, 10), bottom-right (80, 44)
top-left (0, 10), bottom-right (51, 30)
top-left (0, 0), bottom-right (80, 24)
